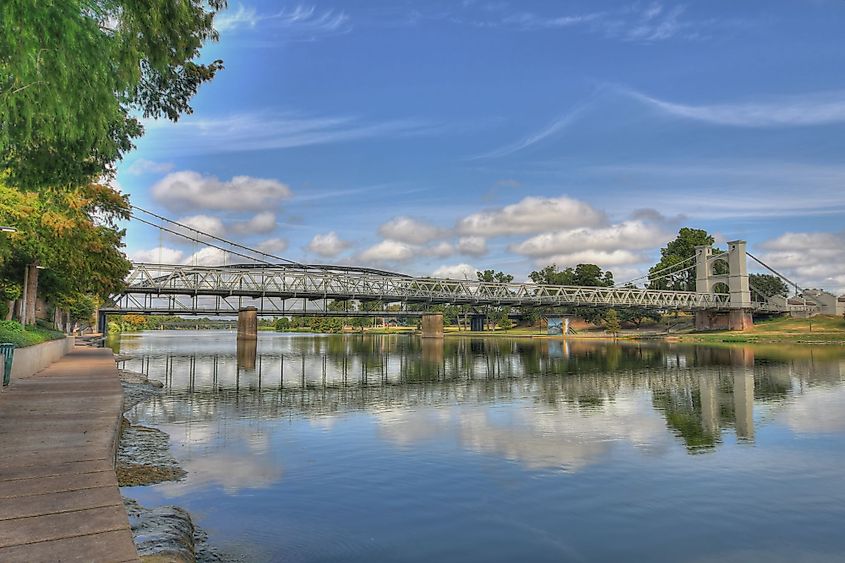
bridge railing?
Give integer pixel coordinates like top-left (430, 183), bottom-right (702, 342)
top-left (115, 263), bottom-right (741, 311)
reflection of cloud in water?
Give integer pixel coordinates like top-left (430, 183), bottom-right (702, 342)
top-left (782, 385), bottom-right (845, 434)
top-left (155, 421), bottom-right (283, 496)
top-left (377, 391), bottom-right (671, 471)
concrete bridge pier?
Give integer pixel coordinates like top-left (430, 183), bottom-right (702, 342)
top-left (470, 315), bottom-right (485, 332)
top-left (237, 306), bottom-right (258, 340)
top-left (421, 313), bottom-right (444, 338)
top-left (694, 310), bottom-right (754, 331)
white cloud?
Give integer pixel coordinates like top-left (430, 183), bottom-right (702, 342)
top-left (255, 238), bottom-right (289, 255)
top-left (232, 211), bottom-right (277, 235)
top-left (627, 88), bottom-right (845, 127)
top-left (125, 158), bottom-right (174, 176)
top-left (139, 112), bottom-right (439, 157)
top-left (152, 171), bottom-right (292, 212)
top-left (472, 102), bottom-right (591, 159)
top-left (359, 240), bottom-right (416, 263)
top-left (758, 232), bottom-right (845, 294)
top-left (129, 247), bottom-right (184, 264)
top-left (457, 195), bottom-right (605, 236)
top-left (442, 1), bottom-right (715, 43)
top-left (511, 221), bottom-right (668, 258)
top-left (539, 249), bottom-right (647, 268)
top-left (425, 242), bottom-right (455, 258)
top-left (183, 247), bottom-right (231, 266)
top-left (307, 231), bottom-right (352, 258)
top-left (431, 263), bottom-right (479, 280)
top-left (215, 4), bottom-right (260, 31)
top-left (590, 161), bottom-right (845, 220)
top-left (457, 236), bottom-right (488, 256)
top-left (216, 3), bottom-right (351, 37)
top-left (378, 216), bottom-right (446, 244)
top-left (176, 214), bottom-right (226, 238)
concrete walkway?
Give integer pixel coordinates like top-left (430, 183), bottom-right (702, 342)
top-left (0, 347), bottom-right (138, 562)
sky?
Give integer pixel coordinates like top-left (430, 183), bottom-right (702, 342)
top-left (118, 0), bottom-right (845, 293)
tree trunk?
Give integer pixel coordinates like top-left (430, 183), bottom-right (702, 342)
top-left (4, 300), bottom-right (14, 321)
top-left (24, 263), bottom-right (39, 325)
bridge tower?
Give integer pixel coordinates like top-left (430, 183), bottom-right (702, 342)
top-left (694, 240), bottom-right (753, 331)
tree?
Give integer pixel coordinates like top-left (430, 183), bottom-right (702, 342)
top-left (0, 181), bottom-right (131, 324)
top-left (274, 317), bottom-right (291, 332)
top-left (477, 270), bottom-right (514, 284)
top-left (529, 264), bottom-right (613, 287)
top-left (618, 306), bottom-right (662, 328)
top-left (529, 264), bottom-right (614, 326)
top-left (1, 1), bottom-right (225, 189)
top-left (749, 273), bottom-right (789, 300)
top-left (604, 309), bottom-right (621, 337)
top-left (649, 228), bottom-right (719, 291)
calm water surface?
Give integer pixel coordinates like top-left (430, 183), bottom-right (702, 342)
top-left (115, 331), bottom-right (845, 562)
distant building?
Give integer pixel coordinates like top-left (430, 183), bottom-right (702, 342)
top-left (790, 289), bottom-right (845, 316)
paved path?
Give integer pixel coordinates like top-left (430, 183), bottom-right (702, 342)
top-left (0, 347), bottom-right (138, 562)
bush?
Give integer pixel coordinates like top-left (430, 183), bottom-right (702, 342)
top-left (0, 320), bottom-right (64, 347)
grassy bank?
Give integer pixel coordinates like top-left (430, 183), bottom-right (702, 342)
top-left (677, 315), bottom-right (845, 344)
top-left (0, 320), bottom-right (65, 347)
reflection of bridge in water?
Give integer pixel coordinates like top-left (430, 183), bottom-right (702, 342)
top-left (118, 336), bottom-right (845, 453)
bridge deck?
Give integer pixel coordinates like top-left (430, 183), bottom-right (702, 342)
top-left (0, 348), bottom-right (138, 562)
top-left (109, 263), bottom-right (777, 316)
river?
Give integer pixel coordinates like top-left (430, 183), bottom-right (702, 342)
top-left (114, 330), bottom-right (845, 562)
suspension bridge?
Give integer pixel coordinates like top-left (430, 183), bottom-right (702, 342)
top-left (100, 207), bottom-right (813, 337)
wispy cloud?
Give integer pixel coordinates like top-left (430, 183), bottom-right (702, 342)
top-left (470, 100), bottom-right (593, 159)
top-left (216, 3), bottom-right (351, 38)
top-left (589, 160), bottom-right (845, 219)
top-left (624, 88), bottom-right (845, 127)
top-left (411, 1), bottom-right (721, 43)
top-left (139, 111), bottom-right (442, 156)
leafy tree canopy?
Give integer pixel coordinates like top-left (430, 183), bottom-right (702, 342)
top-left (749, 273), bottom-right (790, 299)
top-left (477, 270), bottom-right (514, 284)
top-left (529, 263), bottom-right (614, 287)
top-left (649, 228), bottom-right (719, 291)
top-left (0, 0), bottom-right (225, 189)
top-left (0, 181), bottom-right (131, 304)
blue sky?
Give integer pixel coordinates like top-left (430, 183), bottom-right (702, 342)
top-left (118, 0), bottom-right (845, 292)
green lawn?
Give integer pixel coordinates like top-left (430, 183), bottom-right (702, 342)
top-left (0, 321), bottom-right (65, 348)
top-left (679, 315), bottom-right (845, 343)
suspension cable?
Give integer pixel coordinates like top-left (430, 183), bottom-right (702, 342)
top-left (620, 254), bottom-right (696, 286)
top-left (130, 214), bottom-right (275, 266)
top-left (130, 205), bottom-right (308, 268)
top-left (746, 251), bottom-right (804, 294)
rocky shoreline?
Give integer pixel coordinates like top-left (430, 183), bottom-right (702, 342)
top-left (117, 363), bottom-right (229, 562)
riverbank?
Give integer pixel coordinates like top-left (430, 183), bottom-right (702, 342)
top-left (117, 364), bottom-right (229, 562)
top-left (673, 315), bottom-right (845, 344)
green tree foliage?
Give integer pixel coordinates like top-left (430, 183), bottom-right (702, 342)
top-left (0, 181), bottom-right (131, 323)
top-left (529, 263), bottom-right (614, 287)
top-left (604, 309), bottom-right (621, 337)
top-left (529, 263), bottom-right (614, 325)
top-left (0, 0), bottom-right (225, 189)
top-left (274, 317), bottom-right (291, 332)
top-left (749, 273), bottom-right (789, 300)
top-left (477, 270), bottom-right (514, 284)
top-left (649, 228), bottom-right (720, 291)
top-left (617, 306), bottom-right (662, 328)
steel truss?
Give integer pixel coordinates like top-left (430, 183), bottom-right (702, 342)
top-left (101, 262), bottom-right (789, 316)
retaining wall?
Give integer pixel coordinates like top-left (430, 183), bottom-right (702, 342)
top-left (0, 337), bottom-right (75, 386)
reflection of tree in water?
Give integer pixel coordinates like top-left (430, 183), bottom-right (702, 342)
top-left (653, 385), bottom-right (719, 451)
top-left (121, 334), bottom-right (845, 457)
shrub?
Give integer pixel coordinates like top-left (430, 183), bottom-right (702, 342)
top-left (0, 320), bottom-right (64, 347)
